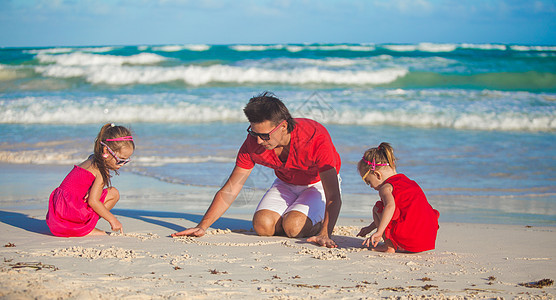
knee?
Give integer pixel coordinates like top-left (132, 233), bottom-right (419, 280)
top-left (107, 187), bottom-right (120, 202)
top-left (282, 212), bottom-right (308, 238)
top-left (252, 211), bottom-right (277, 237)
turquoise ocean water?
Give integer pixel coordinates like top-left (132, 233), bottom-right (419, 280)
top-left (1, 43), bottom-right (555, 225)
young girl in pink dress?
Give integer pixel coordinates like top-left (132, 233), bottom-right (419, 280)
top-left (356, 142), bottom-right (439, 253)
top-left (46, 123), bottom-right (135, 237)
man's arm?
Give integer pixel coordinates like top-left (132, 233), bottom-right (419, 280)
top-left (172, 166), bottom-right (252, 237)
top-left (307, 167), bottom-right (341, 248)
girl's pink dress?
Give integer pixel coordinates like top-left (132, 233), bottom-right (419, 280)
top-left (46, 166), bottom-right (107, 237)
top-left (374, 174), bottom-right (439, 252)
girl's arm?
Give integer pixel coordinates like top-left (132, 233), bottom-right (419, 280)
top-left (87, 174), bottom-right (122, 233)
top-left (369, 184), bottom-right (395, 247)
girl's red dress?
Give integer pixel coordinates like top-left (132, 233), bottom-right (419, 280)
top-left (46, 166), bottom-right (107, 237)
top-left (374, 174), bottom-right (439, 252)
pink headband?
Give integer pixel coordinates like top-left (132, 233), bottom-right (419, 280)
top-left (106, 136), bottom-right (133, 142)
top-left (362, 157), bottom-right (389, 171)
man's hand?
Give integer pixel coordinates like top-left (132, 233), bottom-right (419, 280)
top-left (307, 234), bottom-right (337, 248)
top-left (356, 224), bottom-right (376, 237)
top-left (171, 227), bottom-right (206, 237)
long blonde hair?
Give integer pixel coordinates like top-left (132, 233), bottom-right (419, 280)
top-left (358, 142), bottom-right (396, 179)
top-left (93, 123), bottom-right (135, 187)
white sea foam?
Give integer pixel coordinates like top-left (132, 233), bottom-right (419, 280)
top-left (0, 149), bottom-right (234, 166)
top-left (417, 43), bottom-right (458, 52)
top-left (153, 45), bottom-right (186, 52)
top-left (383, 44), bottom-right (418, 52)
top-left (25, 48), bottom-right (74, 54)
top-left (285, 45), bottom-right (304, 52)
top-left (0, 98), bottom-right (246, 124)
top-left (230, 45), bottom-right (284, 51)
top-left (321, 109), bottom-right (556, 132)
top-left (35, 65), bottom-right (85, 78)
top-left (297, 58), bottom-right (359, 67)
top-left (36, 52), bottom-right (167, 66)
top-left (184, 44), bottom-right (211, 51)
top-left (0, 149), bottom-right (79, 165)
top-left (2, 93), bottom-right (554, 132)
top-left (26, 47), bottom-right (115, 55)
top-left (510, 45), bottom-right (556, 52)
top-left (135, 155), bottom-right (235, 166)
top-left (305, 44), bottom-right (376, 51)
top-left (153, 44), bottom-right (211, 52)
top-left (75, 46), bottom-right (115, 53)
top-left (460, 43), bottom-right (507, 51)
top-left (35, 64), bottom-right (409, 86)
top-left (383, 43), bottom-right (457, 52)
top-left (230, 44), bottom-right (376, 52)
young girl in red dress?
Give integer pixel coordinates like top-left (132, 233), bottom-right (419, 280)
top-left (356, 142), bottom-right (439, 253)
top-left (46, 123), bottom-right (135, 237)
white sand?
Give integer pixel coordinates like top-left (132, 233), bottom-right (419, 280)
top-left (1, 163), bottom-right (554, 299)
top-left (0, 208), bottom-right (554, 299)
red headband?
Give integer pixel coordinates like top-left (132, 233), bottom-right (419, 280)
top-left (362, 157), bottom-right (389, 171)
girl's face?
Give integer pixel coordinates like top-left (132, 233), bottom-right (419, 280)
top-left (363, 171), bottom-right (383, 191)
top-left (104, 145), bottom-right (134, 170)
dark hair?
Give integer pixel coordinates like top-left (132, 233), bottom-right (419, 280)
top-left (93, 123), bottom-right (135, 187)
top-left (243, 91), bottom-right (296, 132)
top-left (358, 142), bottom-right (396, 178)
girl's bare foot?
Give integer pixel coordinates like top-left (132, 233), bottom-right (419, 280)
top-left (371, 243), bottom-right (396, 253)
top-left (86, 228), bottom-right (107, 236)
top-left (371, 239), bottom-right (396, 253)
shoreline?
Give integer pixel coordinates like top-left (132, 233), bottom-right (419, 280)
top-left (1, 207), bottom-right (555, 299)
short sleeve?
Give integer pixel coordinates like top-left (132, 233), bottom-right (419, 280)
top-left (313, 132), bottom-right (340, 173)
top-left (235, 137), bottom-right (255, 170)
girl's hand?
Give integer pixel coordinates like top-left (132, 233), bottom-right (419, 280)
top-left (362, 232), bottom-right (382, 248)
top-left (110, 218), bottom-right (123, 234)
top-left (362, 237), bottom-right (372, 248)
top-left (171, 227), bottom-right (206, 237)
top-left (357, 225), bottom-right (374, 237)
top-left (369, 232), bottom-right (382, 247)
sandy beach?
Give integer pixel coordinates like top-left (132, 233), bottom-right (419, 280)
top-left (0, 164), bottom-right (555, 299)
top-left (1, 211), bottom-right (555, 299)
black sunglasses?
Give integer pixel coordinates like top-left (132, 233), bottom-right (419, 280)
top-left (246, 120), bottom-right (286, 141)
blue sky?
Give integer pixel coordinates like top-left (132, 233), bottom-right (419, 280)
top-left (1, 0), bottom-right (555, 47)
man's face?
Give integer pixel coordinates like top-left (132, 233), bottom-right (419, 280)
top-left (248, 120), bottom-right (287, 150)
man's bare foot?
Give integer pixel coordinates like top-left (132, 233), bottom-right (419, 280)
top-left (86, 228), bottom-right (107, 236)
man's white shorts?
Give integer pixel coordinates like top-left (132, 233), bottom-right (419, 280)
top-left (255, 176), bottom-right (341, 225)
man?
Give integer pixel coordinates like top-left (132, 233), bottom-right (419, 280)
top-left (172, 92), bottom-right (342, 248)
